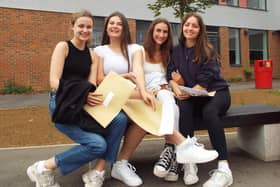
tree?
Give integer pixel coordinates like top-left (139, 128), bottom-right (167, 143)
top-left (147, 0), bottom-right (217, 19)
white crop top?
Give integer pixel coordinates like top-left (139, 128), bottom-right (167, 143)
top-left (94, 44), bottom-right (142, 75)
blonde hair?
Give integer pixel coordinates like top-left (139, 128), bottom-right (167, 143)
top-left (71, 9), bottom-right (94, 26)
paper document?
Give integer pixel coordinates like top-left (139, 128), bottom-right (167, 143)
top-left (84, 71), bottom-right (136, 128)
top-left (179, 86), bottom-right (216, 97)
top-left (122, 99), bottom-right (164, 136)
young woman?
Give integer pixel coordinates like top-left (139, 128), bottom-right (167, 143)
top-left (142, 18), bottom-right (180, 182)
top-left (97, 14), bottom-right (219, 187)
top-left (26, 10), bottom-right (128, 187)
top-left (167, 13), bottom-right (233, 187)
top-left (93, 12), bottom-right (155, 187)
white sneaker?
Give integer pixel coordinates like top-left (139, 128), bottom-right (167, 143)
top-left (183, 163), bottom-right (199, 185)
top-left (26, 161), bottom-right (60, 187)
top-left (203, 169), bottom-right (233, 187)
top-left (82, 170), bottom-right (105, 187)
top-left (176, 136), bottom-right (218, 164)
top-left (111, 160), bottom-right (143, 186)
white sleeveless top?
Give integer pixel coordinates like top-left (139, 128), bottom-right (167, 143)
top-left (143, 56), bottom-right (168, 91)
top-left (94, 44), bottom-right (142, 75)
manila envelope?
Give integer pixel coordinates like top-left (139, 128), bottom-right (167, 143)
top-left (122, 99), bottom-right (163, 136)
top-left (84, 71), bottom-right (136, 128)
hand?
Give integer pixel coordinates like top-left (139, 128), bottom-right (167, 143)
top-left (87, 92), bottom-right (103, 106)
top-left (141, 90), bottom-right (156, 110)
top-left (171, 70), bottom-right (184, 85)
top-left (192, 84), bottom-right (207, 96)
top-left (122, 72), bottom-right (137, 83)
top-left (172, 83), bottom-right (191, 100)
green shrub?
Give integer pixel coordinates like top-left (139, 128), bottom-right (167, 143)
top-left (2, 82), bottom-right (34, 94)
top-left (243, 68), bottom-right (253, 81)
top-left (227, 77), bottom-right (243, 83)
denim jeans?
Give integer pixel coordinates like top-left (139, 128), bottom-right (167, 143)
top-left (49, 92), bottom-right (127, 175)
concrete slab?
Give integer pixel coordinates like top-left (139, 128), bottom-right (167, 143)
top-left (1, 133), bottom-right (280, 187)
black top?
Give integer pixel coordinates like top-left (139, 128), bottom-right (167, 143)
top-left (167, 44), bottom-right (228, 92)
top-left (61, 41), bottom-right (92, 80)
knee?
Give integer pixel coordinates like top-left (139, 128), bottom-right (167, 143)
top-left (157, 90), bottom-right (174, 102)
top-left (111, 112), bottom-right (128, 131)
top-left (87, 136), bottom-right (107, 155)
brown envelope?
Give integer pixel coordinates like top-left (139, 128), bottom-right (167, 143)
top-left (122, 99), bottom-right (163, 136)
top-left (84, 71), bottom-right (136, 128)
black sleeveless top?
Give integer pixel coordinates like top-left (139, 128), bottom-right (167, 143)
top-left (61, 41), bottom-right (92, 80)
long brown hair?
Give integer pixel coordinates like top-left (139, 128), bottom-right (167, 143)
top-left (178, 13), bottom-right (220, 64)
top-left (101, 11), bottom-right (132, 71)
top-left (144, 18), bottom-right (173, 69)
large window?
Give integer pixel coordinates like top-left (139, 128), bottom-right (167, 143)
top-left (229, 28), bottom-right (241, 65)
top-left (248, 29), bottom-right (268, 65)
top-left (207, 26), bottom-right (220, 53)
top-left (227, 0), bottom-right (238, 6)
top-left (90, 16), bottom-right (105, 48)
top-left (136, 20), bottom-right (150, 45)
top-left (247, 0), bottom-right (266, 10)
top-left (170, 23), bottom-right (180, 45)
top-left (220, 0), bottom-right (267, 10)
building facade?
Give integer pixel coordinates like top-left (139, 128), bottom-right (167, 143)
top-left (0, 0), bottom-right (279, 91)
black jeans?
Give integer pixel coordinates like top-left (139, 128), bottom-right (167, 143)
top-left (176, 88), bottom-right (231, 160)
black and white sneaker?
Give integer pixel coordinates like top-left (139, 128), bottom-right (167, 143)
top-left (164, 153), bottom-right (179, 182)
top-left (153, 145), bottom-right (174, 178)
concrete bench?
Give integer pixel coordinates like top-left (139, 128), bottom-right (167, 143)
top-left (194, 104), bottom-right (280, 161)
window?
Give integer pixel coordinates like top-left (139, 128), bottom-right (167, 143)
top-left (207, 26), bottom-right (220, 53)
top-left (247, 0), bottom-right (266, 10)
top-left (226, 0), bottom-right (238, 6)
top-left (136, 20), bottom-right (150, 45)
top-left (220, 0), bottom-right (267, 10)
top-left (90, 16), bottom-right (105, 48)
top-left (248, 29), bottom-right (268, 65)
top-left (229, 28), bottom-right (241, 65)
top-left (170, 23), bottom-right (180, 45)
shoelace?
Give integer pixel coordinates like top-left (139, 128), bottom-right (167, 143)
top-left (169, 158), bottom-right (178, 173)
top-left (191, 136), bottom-right (205, 148)
top-left (88, 171), bottom-right (104, 185)
top-left (156, 147), bottom-right (173, 169)
top-left (41, 171), bottom-right (55, 185)
top-left (124, 162), bottom-right (138, 177)
top-left (208, 169), bottom-right (230, 183)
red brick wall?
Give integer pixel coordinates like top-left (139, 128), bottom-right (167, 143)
top-left (128, 19), bottom-right (136, 42)
top-left (0, 8), bottom-right (71, 91)
top-left (0, 8), bottom-right (139, 92)
top-left (269, 31), bottom-right (280, 78)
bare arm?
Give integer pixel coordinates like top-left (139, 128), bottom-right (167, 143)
top-left (88, 50), bottom-right (98, 85)
top-left (87, 50), bottom-right (103, 106)
top-left (49, 41), bottom-right (68, 91)
top-left (133, 49), bottom-right (156, 109)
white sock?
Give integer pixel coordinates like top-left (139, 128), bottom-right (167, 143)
top-left (218, 160), bottom-right (231, 174)
top-left (37, 161), bottom-right (50, 173)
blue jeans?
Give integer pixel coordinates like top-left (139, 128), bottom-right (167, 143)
top-left (49, 92), bottom-right (127, 175)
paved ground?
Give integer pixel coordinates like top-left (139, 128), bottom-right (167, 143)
top-left (1, 134), bottom-right (280, 187)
